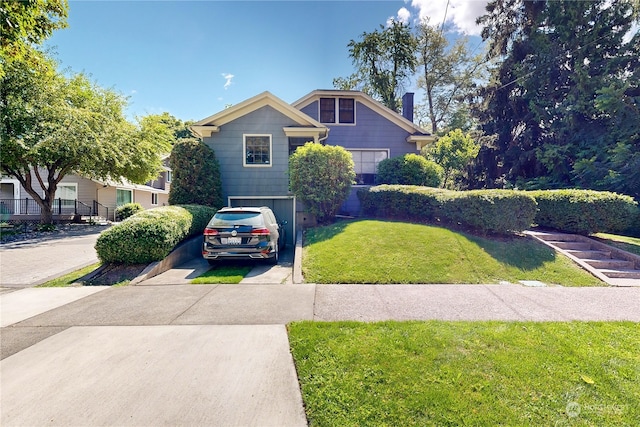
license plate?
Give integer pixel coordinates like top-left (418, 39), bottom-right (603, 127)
top-left (222, 237), bottom-right (242, 245)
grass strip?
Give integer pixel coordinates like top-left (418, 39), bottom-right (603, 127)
top-left (36, 263), bottom-right (102, 287)
top-left (289, 321), bottom-right (640, 426)
top-left (191, 265), bottom-right (252, 284)
top-left (303, 220), bottom-right (603, 286)
top-left (594, 233), bottom-right (640, 256)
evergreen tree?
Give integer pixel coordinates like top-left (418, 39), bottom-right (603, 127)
top-left (473, 0), bottom-right (639, 197)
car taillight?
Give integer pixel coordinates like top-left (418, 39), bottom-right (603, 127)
top-left (204, 228), bottom-right (218, 236)
top-left (251, 228), bottom-right (270, 236)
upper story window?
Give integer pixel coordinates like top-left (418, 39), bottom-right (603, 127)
top-left (319, 97), bottom-right (355, 124)
top-left (165, 170), bottom-right (172, 183)
top-left (244, 134), bottom-right (272, 167)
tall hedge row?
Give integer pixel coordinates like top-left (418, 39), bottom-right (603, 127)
top-left (527, 190), bottom-right (638, 234)
top-left (96, 204), bottom-right (217, 264)
top-left (358, 186), bottom-right (638, 235)
top-left (358, 185), bottom-right (537, 234)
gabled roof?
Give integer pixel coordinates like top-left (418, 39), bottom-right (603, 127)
top-left (292, 89), bottom-right (432, 136)
top-left (191, 91), bottom-right (327, 138)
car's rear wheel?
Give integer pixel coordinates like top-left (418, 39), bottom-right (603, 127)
top-left (270, 245), bottom-right (279, 265)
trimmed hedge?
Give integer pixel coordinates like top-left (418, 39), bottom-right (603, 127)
top-left (528, 190), bottom-right (638, 235)
top-left (115, 203), bottom-right (143, 221)
top-left (376, 154), bottom-right (443, 187)
top-left (358, 185), bottom-right (537, 234)
top-left (96, 204), bottom-right (218, 264)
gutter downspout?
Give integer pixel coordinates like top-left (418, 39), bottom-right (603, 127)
top-left (318, 128), bottom-right (330, 145)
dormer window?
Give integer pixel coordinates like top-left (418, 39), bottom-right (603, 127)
top-left (320, 98), bottom-right (355, 124)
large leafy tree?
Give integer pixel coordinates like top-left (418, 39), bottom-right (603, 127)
top-left (415, 19), bottom-right (486, 134)
top-left (0, 0), bottom-right (68, 77)
top-left (423, 129), bottom-right (480, 189)
top-left (473, 0), bottom-right (640, 197)
top-left (0, 53), bottom-right (171, 223)
top-left (334, 20), bottom-right (417, 112)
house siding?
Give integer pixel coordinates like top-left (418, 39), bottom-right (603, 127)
top-left (300, 99), bottom-right (419, 215)
top-left (300, 100), bottom-right (418, 157)
top-left (202, 105), bottom-right (297, 202)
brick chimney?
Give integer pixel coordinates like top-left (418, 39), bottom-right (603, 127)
top-left (402, 92), bottom-right (414, 123)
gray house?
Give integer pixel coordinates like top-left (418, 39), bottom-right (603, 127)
top-left (190, 90), bottom-right (434, 245)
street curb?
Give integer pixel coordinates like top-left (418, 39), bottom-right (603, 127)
top-left (293, 230), bottom-right (304, 284)
top-left (130, 235), bottom-right (203, 285)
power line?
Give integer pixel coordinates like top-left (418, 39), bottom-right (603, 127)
top-left (440, 0), bottom-right (451, 34)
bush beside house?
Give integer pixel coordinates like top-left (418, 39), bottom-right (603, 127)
top-left (169, 139), bottom-right (224, 208)
top-left (376, 154), bottom-right (443, 187)
top-left (289, 142), bottom-right (355, 224)
top-left (358, 185), bottom-right (537, 234)
top-left (96, 204), bottom-right (217, 264)
top-left (114, 203), bottom-right (143, 221)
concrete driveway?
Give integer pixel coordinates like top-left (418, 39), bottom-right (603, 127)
top-left (138, 246), bottom-right (295, 285)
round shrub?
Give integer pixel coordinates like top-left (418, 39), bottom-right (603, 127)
top-left (529, 189), bottom-right (638, 235)
top-left (115, 203), bottom-right (143, 221)
top-left (376, 154), bottom-right (443, 187)
top-left (96, 204), bottom-right (218, 264)
top-left (289, 142), bottom-right (355, 223)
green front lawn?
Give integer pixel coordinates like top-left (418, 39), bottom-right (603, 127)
top-left (191, 264), bottom-right (253, 284)
top-left (303, 220), bottom-right (604, 286)
top-left (289, 321), bottom-right (640, 426)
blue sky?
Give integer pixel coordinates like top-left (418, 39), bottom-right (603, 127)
top-left (45, 0), bottom-right (488, 122)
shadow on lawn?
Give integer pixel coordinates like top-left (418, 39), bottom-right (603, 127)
top-left (307, 217), bottom-right (558, 272)
top-left (467, 233), bottom-right (557, 271)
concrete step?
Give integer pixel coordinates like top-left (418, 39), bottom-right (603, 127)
top-left (565, 250), bottom-right (612, 260)
top-left (537, 233), bottom-right (580, 242)
top-left (600, 269), bottom-right (640, 279)
top-left (533, 233), bottom-right (581, 242)
top-left (584, 259), bottom-right (635, 270)
top-left (549, 241), bottom-right (592, 251)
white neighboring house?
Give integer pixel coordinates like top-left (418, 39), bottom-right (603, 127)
top-left (0, 161), bottom-right (171, 222)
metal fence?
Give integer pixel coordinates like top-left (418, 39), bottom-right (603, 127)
top-left (0, 198), bottom-right (109, 222)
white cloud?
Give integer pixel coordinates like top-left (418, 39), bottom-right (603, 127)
top-left (623, 22), bottom-right (639, 44)
top-left (411, 0), bottom-right (488, 35)
top-left (221, 73), bottom-right (234, 90)
top-left (387, 7), bottom-right (412, 26)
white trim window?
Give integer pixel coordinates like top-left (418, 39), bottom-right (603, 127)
top-left (348, 149), bottom-right (389, 185)
top-left (244, 134), bottom-right (272, 167)
top-left (116, 188), bottom-right (133, 206)
top-left (320, 98), bottom-right (355, 124)
top-left (165, 170), bottom-right (172, 183)
top-left (151, 193), bottom-right (158, 205)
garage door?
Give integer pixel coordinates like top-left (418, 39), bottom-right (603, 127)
top-left (228, 197), bottom-right (295, 246)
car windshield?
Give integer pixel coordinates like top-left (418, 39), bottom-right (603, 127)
top-left (210, 212), bottom-right (263, 227)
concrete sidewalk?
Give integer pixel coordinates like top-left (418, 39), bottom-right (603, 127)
top-left (2, 283), bottom-right (640, 426)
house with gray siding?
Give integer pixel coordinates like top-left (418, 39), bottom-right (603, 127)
top-left (190, 90), bottom-right (434, 245)
top-left (1, 160), bottom-right (171, 222)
